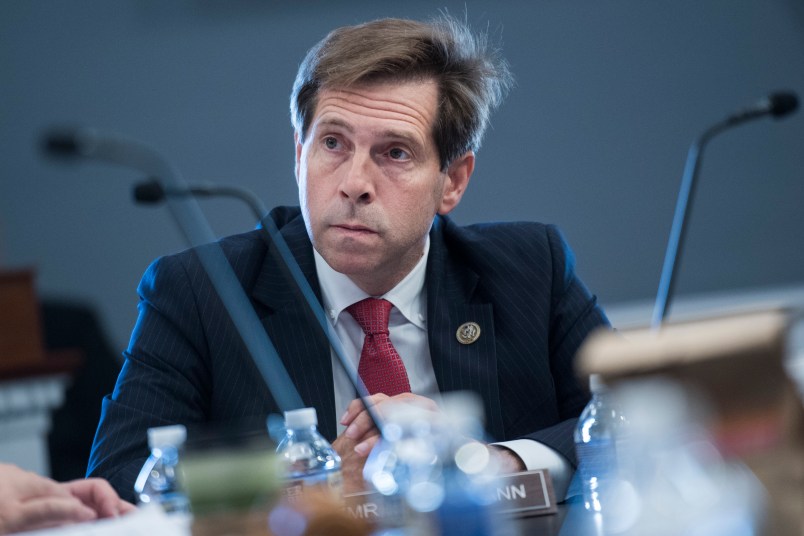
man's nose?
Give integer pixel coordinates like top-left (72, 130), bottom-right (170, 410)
top-left (339, 151), bottom-right (375, 203)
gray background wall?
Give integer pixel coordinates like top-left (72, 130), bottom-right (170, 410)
top-left (2, 1), bottom-right (803, 351)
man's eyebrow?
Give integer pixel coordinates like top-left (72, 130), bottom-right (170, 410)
top-left (315, 118), bottom-right (354, 133)
top-left (374, 128), bottom-right (425, 151)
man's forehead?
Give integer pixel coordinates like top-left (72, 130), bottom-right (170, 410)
top-left (310, 81), bottom-right (438, 139)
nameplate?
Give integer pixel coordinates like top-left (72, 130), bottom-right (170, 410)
top-left (341, 469), bottom-right (556, 522)
top-left (341, 490), bottom-right (402, 525)
top-left (495, 469), bottom-right (557, 517)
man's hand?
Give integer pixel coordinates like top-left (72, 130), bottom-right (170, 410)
top-left (0, 463), bottom-right (134, 535)
top-left (332, 393), bottom-right (439, 493)
top-left (489, 445), bottom-right (527, 474)
top-left (62, 478), bottom-right (136, 519)
top-left (331, 394), bottom-right (527, 493)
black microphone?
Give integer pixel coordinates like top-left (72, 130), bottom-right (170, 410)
top-left (651, 91), bottom-right (799, 328)
top-left (723, 92), bottom-right (799, 125)
top-left (133, 178), bottom-right (268, 221)
top-left (132, 176), bottom-right (385, 431)
top-left (41, 127), bottom-right (304, 412)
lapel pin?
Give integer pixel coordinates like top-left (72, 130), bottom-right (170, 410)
top-left (456, 322), bottom-right (481, 345)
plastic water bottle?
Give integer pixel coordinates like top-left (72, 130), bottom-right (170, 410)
top-left (435, 393), bottom-right (506, 536)
top-left (364, 394), bottom-right (510, 536)
top-left (276, 407), bottom-right (342, 501)
top-left (573, 374), bottom-right (628, 513)
top-left (134, 424), bottom-right (191, 515)
top-left (364, 401), bottom-right (444, 535)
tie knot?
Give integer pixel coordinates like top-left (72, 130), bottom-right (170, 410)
top-left (347, 298), bottom-right (393, 336)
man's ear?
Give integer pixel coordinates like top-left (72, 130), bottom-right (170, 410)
top-left (438, 152), bottom-right (475, 215)
top-left (294, 132), bottom-right (302, 184)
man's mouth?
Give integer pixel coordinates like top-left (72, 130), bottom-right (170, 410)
top-left (332, 223), bottom-right (375, 234)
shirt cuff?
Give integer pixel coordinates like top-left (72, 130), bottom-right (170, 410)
top-left (493, 438), bottom-right (573, 501)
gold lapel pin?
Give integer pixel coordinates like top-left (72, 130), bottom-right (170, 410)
top-left (456, 322), bottom-right (481, 345)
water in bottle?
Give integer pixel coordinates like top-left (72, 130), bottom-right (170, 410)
top-left (573, 374), bottom-right (629, 513)
top-left (134, 423), bottom-right (191, 515)
top-left (276, 407), bottom-right (342, 502)
top-left (364, 393), bottom-right (512, 536)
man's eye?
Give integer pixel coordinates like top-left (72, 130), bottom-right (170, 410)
top-left (388, 147), bottom-right (410, 160)
top-left (324, 137), bottom-right (339, 149)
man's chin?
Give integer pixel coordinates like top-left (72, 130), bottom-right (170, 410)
top-left (317, 238), bottom-right (378, 267)
top-left (326, 258), bottom-right (378, 279)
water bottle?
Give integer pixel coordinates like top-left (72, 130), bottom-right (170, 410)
top-left (435, 393), bottom-right (507, 536)
top-left (573, 374), bottom-right (628, 513)
top-left (134, 424), bottom-right (191, 515)
top-left (276, 407), bottom-right (342, 501)
top-left (364, 401), bottom-right (444, 535)
top-left (364, 394), bottom-right (511, 536)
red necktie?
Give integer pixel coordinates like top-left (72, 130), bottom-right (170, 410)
top-left (346, 298), bottom-right (411, 396)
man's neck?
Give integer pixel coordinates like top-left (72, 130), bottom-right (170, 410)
top-left (348, 265), bottom-right (420, 297)
top-left (314, 237), bottom-right (431, 319)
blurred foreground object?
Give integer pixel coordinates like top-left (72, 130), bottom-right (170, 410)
top-left (361, 393), bottom-right (518, 535)
top-left (179, 424), bottom-right (278, 536)
top-left (577, 310), bottom-right (804, 535)
top-left (269, 487), bottom-right (373, 536)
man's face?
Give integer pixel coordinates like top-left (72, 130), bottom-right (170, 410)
top-left (295, 79), bottom-right (473, 295)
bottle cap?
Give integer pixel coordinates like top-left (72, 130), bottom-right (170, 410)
top-left (589, 374), bottom-right (607, 393)
top-left (147, 424), bottom-right (187, 449)
top-left (284, 407), bottom-right (318, 429)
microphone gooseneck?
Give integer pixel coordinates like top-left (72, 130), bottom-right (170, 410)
top-left (133, 177), bottom-right (385, 432)
top-left (651, 91), bottom-right (799, 329)
top-left (133, 178), bottom-right (269, 222)
top-left (41, 127), bottom-right (304, 413)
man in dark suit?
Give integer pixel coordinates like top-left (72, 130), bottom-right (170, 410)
top-left (88, 15), bottom-right (609, 502)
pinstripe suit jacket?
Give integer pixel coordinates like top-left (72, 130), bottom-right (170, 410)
top-left (87, 206), bottom-right (608, 501)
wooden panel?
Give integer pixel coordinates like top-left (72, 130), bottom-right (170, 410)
top-left (0, 269), bottom-right (45, 371)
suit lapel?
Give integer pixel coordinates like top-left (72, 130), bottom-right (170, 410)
top-left (251, 213), bottom-right (338, 440)
top-left (246, 211), bottom-right (505, 441)
top-left (426, 217), bottom-right (505, 440)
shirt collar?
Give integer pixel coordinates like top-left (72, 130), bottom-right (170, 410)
top-left (314, 236), bottom-right (429, 330)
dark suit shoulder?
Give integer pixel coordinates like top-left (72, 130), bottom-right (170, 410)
top-left (147, 206), bottom-right (306, 292)
top-left (439, 217), bottom-right (559, 255)
top-left (138, 229), bottom-right (263, 300)
top-left (434, 217), bottom-right (569, 285)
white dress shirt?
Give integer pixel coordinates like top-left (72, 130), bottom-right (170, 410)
top-left (313, 237), bottom-right (572, 498)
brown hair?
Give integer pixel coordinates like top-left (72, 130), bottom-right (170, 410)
top-left (290, 15), bottom-right (513, 170)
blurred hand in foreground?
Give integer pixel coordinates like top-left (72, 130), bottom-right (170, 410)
top-left (0, 463), bottom-right (135, 534)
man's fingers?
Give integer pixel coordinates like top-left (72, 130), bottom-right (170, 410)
top-left (332, 434), bottom-right (371, 495)
top-left (339, 394), bottom-right (387, 426)
top-left (339, 398), bottom-right (363, 425)
top-left (344, 406), bottom-right (380, 441)
top-left (0, 463), bottom-right (70, 501)
top-left (354, 434), bottom-right (381, 457)
top-left (343, 392), bottom-right (441, 440)
top-left (63, 478), bottom-right (125, 518)
top-left (2, 497), bottom-right (96, 533)
top-left (118, 500), bottom-right (137, 515)
top-left (391, 392), bottom-right (439, 412)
